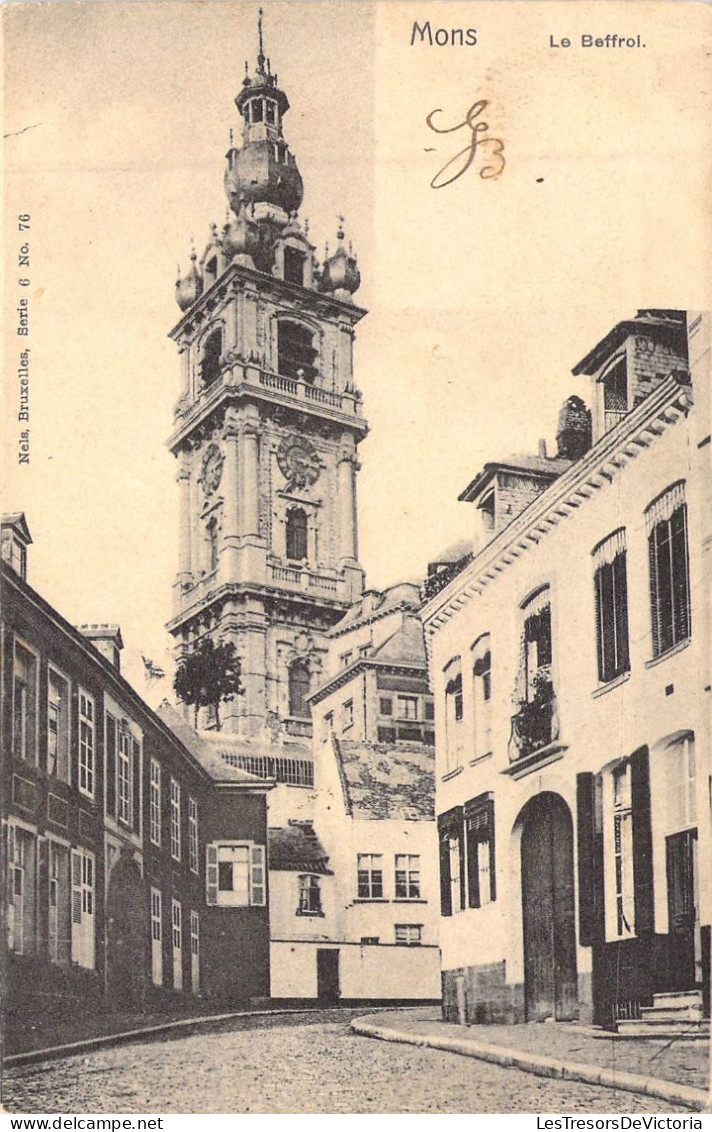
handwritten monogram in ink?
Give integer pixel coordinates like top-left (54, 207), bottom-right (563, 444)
top-left (426, 99), bottom-right (505, 188)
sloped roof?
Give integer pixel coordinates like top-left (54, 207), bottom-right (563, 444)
top-left (1, 513), bottom-right (32, 543)
top-left (156, 701), bottom-right (270, 786)
top-left (572, 309), bottom-right (686, 376)
top-left (200, 730), bottom-right (312, 764)
top-left (269, 823), bottom-right (333, 874)
top-left (371, 615), bottom-right (427, 667)
top-left (333, 738), bottom-right (435, 820)
top-left (330, 581), bottom-right (422, 634)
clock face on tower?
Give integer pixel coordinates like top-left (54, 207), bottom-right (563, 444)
top-left (200, 443), bottom-right (224, 495)
top-left (277, 434), bottom-right (321, 489)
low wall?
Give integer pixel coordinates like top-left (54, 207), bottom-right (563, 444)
top-left (270, 940), bottom-right (441, 1000)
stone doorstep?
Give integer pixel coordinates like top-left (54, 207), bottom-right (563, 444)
top-left (351, 1016), bottom-right (710, 1112)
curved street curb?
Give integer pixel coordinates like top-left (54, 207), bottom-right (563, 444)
top-left (351, 1017), bottom-right (709, 1112)
top-left (4, 1007), bottom-right (358, 1069)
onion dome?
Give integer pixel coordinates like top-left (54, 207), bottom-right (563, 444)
top-left (556, 395), bottom-right (592, 460)
top-left (223, 203), bottom-right (260, 266)
top-left (320, 218), bottom-right (360, 300)
top-left (175, 250), bottom-right (203, 312)
top-left (224, 12), bottom-right (303, 219)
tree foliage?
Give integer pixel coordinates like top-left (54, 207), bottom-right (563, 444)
top-left (173, 638), bottom-right (243, 731)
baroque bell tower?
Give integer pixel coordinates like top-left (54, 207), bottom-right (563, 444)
top-left (167, 15), bottom-right (367, 738)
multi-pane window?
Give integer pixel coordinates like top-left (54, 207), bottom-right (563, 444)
top-left (593, 530), bottom-right (630, 683)
top-left (522, 588), bottom-right (552, 700)
top-left (298, 874), bottom-right (323, 914)
top-left (150, 888), bottom-right (163, 987)
top-left (47, 669), bottom-right (70, 782)
top-left (7, 825), bottom-right (36, 954)
top-left (602, 356), bottom-right (628, 432)
top-left (117, 727), bottom-right (132, 826)
top-left (190, 910), bottom-right (200, 994)
top-left (71, 849), bottom-right (95, 969)
top-left (444, 660), bottom-right (463, 772)
top-left (397, 696), bottom-right (418, 720)
top-left (78, 691), bottom-right (95, 798)
top-left (48, 842), bottom-right (70, 965)
top-left (286, 508), bottom-right (308, 561)
top-left (357, 853), bottom-right (383, 899)
top-left (472, 635), bottom-right (492, 759)
top-left (646, 483), bottom-right (691, 657)
top-left (288, 661), bottom-right (311, 719)
top-left (13, 641), bottom-right (38, 763)
top-left (342, 699), bottom-right (354, 730)
top-left (611, 763), bottom-right (635, 939)
top-left (465, 794), bottom-right (496, 908)
top-left (206, 843), bottom-right (266, 907)
top-left (395, 924), bottom-right (422, 946)
top-left (150, 759), bottom-right (161, 847)
top-left (188, 797), bottom-right (199, 874)
top-left (379, 697), bottom-right (393, 716)
top-left (172, 899), bottom-right (183, 991)
top-left (277, 320), bottom-right (317, 383)
top-left (170, 778), bottom-right (181, 861)
top-left (448, 836), bottom-right (463, 914)
top-left (395, 854), bottom-right (420, 899)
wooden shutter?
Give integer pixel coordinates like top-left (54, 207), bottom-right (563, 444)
top-left (466, 816), bottom-right (480, 909)
top-left (438, 831), bottom-right (452, 916)
top-left (250, 845), bottom-right (266, 906)
top-left (488, 795), bottom-right (496, 903)
top-left (206, 844), bottom-right (218, 905)
top-left (671, 504), bottom-right (691, 643)
top-left (70, 849), bottom-right (83, 963)
top-left (105, 713), bottom-right (116, 819)
top-left (631, 746), bottom-right (654, 935)
top-left (576, 772), bottom-right (602, 946)
top-left (132, 739), bottom-right (141, 832)
top-left (613, 552), bottom-right (630, 673)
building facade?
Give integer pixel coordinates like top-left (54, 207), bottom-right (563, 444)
top-left (167, 24), bottom-right (368, 740)
top-left (422, 311), bottom-right (711, 1027)
top-left (2, 517), bottom-right (271, 1029)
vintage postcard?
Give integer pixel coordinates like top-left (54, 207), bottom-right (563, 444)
top-left (2, 0), bottom-right (710, 1117)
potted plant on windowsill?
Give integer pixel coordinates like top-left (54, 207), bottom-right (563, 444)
top-left (509, 671), bottom-right (557, 760)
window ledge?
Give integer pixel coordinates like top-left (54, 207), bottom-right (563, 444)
top-left (296, 910), bottom-right (324, 918)
top-left (591, 670), bottom-right (631, 699)
top-left (645, 637), bottom-right (691, 669)
top-left (393, 898), bottom-right (427, 904)
top-left (469, 751), bottom-right (493, 767)
top-left (442, 766), bottom-right (464, 782)
top-left (353, 897), bottom-right (388, 904)
top-left (502, 742), bottom-right (568, 780)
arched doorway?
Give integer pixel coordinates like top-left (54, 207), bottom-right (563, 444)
top-left (520, 792), bottom-right (578, 1021)
top-left (106, 848), bottom-right (150, 1009)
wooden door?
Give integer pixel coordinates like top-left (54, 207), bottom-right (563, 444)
top-left (317, 948), bottom-right (340, 1002)
top-left (666, 828), bottom-right (698, 991)
top-left (521, 793), bottom-right (578, 1020)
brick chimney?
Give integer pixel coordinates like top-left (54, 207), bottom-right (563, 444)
top-left (78, 624), bottom-right (124, 671)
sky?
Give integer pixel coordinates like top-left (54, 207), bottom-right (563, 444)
top-left (3, 1), bottom-right (709, 700)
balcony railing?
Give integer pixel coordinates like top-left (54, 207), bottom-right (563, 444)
top-left (422, 552), bottom-right (474, 602)
top-left (268, 562), bottom-right (340, 595)
top-left (508, 680), bottom-right (559, 762)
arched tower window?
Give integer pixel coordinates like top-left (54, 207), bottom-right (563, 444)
top-left (286, 508), bottom-right (308, 562)
top-left (277, 320), bottom-right (317, 383)
top-left (206, 516), bottom-right (219, 573)
top-left (288, 660), bottom-right (311, 719)
top-left (201, 328), bottom-right (223, 389)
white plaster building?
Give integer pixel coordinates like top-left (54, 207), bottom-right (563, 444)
top-left (422, 310), bottom-right (710, 1027)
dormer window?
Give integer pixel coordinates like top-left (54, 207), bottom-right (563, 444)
top-left (479, 489), bottom-right (495, 533)
top-left (284, 247), bottom-right (306, 287)
top-left (602, 357), bottom-right (628, 432)
top-left (201, 328), bottom-right (223, 388)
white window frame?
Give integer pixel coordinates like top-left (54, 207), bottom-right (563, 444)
top-left (170, 778), bottom-right (181, 861)
top-left (604, 762), bottom-right (635, 941)
top-left (171, 898), bottom-right (182, 991)
top-left (47, 665), bottom-right (71, 783)
top-left (117, 725), bottom-right (133, 826)
top-left (48, 838), bottom-right (71, 965)
top-left (394, 853), bottom-right (421, 899)
top-left (78, 689), bottom-right (95, 799)
top-left (7, 823), bottom-right (36, 955)
top-left (357, 853), bottom-right (384, 899)
top-left (190, 909), bottom-right (200, 994)
top-left (397, 695), bottom-right (419, 721)
top-left (150, 887), bottom-right (163, 987)
top-left (188, 796), bottom-right (199, 874)
top-left (449, 834), bottom-right (464, 914)
top-left (150, 759), bottom-right (161, 847)
top-left (205, 842), bottom-right (266, 907)
top-left (298, 873), bottom-right (322, 914)
top-left (71, 847), bottom-right (95, 969)
top-left (471, 636), bottom-right (493, 761)
top-left (395, 923), bottom-right (423, 946)
top-left (13, 637), bottom-right (39, 765)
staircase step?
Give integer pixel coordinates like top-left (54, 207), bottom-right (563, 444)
top-left (640, 1004), bottom-right (704, 1022)
top-left (616, 1018), bottom-right (709, 1039)
top-left (653, 990), bottom-right (703, 1009)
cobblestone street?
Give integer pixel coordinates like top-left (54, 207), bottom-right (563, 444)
top-left (4, 1014), bottom-right (686, 1114)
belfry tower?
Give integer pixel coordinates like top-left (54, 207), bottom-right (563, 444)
top-left (167, 16), bottom-right (367, 738)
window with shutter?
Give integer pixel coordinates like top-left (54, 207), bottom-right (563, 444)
top-left (78, 691), bottom-right (95, 798)
top-left (250, 845), bottom-right (266, 906)
top-left (150, 887), bottom-right (163, 987)
top-left (465, 793), bottom-right (496, 908)
top-left (631, 746), bottom-right (654, 935)
top-left (592, 531), bottom-right (630, 683)
top-left (443, 660), bottom-right (464, 773)
top-left (646, 484), bottom-right (691, 657)
top-left (437, 807), bottom-right (465, 915)
top-left (105, 713), bottom-right (117, 819)
top-left (206, 844), bottom-right (218, 905)
top-left (205, 842), bottom-right (266, 906)
top-left (171, 899), bottom-right (183, 991)
top-left (190, 910), bottom-right (200, 994)
top-left (132, 740), bottom-right (141, 832)
top-left (71, 848), bottom-right (95, 968)
top-left (576, 772), bottom-right (603, 947)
